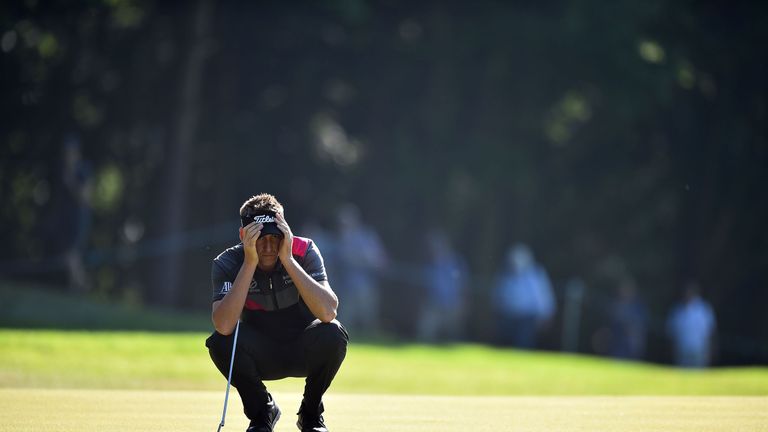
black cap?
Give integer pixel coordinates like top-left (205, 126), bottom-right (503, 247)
top-left (241, 211), bottom-right (283, 238)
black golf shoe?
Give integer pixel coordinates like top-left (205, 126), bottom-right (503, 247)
top-left (296, 404), bottom-right (328, 432)
top-left (246, 396), bottom-right (281, 432)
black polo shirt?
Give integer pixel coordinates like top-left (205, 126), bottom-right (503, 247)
top-left (211, 236), bottom-right (328, 339)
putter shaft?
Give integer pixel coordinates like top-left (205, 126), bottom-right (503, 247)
top-left (217, 320), bottom-right (240, 431)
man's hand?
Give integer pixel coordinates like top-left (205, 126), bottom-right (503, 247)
top-left (275, 212), bottom-right (294, 263)
top-left (274, 211), bottom-right (338, 322)
top-left (240, 222), bottom-right (263, 266)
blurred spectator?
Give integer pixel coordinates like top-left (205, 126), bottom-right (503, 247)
top-left (417, 229), bottom-right (468, 342)
top-left (666, 281), bottom-right (716, 368)
top-left (608, 277), bottom-right (648, 360)
top-left (60, 134), bottom-right (93, 293)
top-left (494, 243), bottom-right (555, 348)
top-left (335, 203), bottom-right (388, 335)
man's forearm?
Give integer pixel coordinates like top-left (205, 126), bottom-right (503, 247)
top-left (283, 257), bottom-right (338, 322)
top-left (211, 261), bottom-right (256, 334)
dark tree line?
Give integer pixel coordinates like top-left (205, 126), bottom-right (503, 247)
top-left (1, 0), bottom-right (766, 364)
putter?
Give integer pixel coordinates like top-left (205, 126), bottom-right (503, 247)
top-left (217, 320), bottom-right (240, 432)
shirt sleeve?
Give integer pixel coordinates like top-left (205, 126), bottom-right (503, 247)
top-left (302, 240), bottom-right (328, 282)
top-left (211, 260), bottom-right (234, 302)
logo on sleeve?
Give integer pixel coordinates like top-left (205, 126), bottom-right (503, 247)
top-left (220, 282), bottom-right (232, 295)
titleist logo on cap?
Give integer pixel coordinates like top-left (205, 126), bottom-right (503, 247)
top-left (252, 214), bottom-right (276, 223)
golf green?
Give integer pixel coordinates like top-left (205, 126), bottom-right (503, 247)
top-left (1, 389), bottom-right (765, 431)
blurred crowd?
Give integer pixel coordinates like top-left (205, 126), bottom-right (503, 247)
top-left (58, 184), bottom-right (718, 367)
top-left (300, 205), bottom-right (717, 368)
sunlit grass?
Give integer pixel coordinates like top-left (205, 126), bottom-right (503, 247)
top-left (1, 329), bottom-right (766, 395)
top-left (1, 389), bottom-right (766, 432)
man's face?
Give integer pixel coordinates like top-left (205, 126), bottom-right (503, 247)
top-left (256, 234), bottom-right (282, 271)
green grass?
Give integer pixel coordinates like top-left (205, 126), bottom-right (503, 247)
top-left (1, 329), bottom-right (767, 395)
top-left (0, 283), bottom-right (209, 331)
top-left (2, 330), bottom-right (767, 431)
top-left (1, 389), bottom-right (766, 432)
top-left (3, 284), bottom-right (766, 431)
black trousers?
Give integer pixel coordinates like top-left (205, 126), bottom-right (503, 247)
top-left (206, 319), bottom-right (349, 420)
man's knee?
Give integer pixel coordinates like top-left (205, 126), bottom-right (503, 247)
top-left (313, 320), bottom-right (349, 343)
top-left (305, 320), bottom-right (349, 360)
top-left (206, 331), bottom-right (233, 371)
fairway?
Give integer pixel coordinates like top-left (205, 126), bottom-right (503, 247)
top-left (3, 330), bottom-right (767, 395)
top-left (2, 330), bottom-right (768, 431)
top-left (1, 389), bottom-right (766, 432)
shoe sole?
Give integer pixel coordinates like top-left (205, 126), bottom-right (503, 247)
top-left (296, 418), bottom-right (327, 432)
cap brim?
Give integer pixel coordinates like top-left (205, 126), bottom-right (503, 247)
top-left (259, 223), bottom-right (283, 238)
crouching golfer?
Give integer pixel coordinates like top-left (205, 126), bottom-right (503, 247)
top-left (207, 193), bottom-right (348, 432)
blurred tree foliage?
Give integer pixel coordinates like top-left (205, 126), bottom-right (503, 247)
top-left (1, 0), bottom-right (766, 364)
